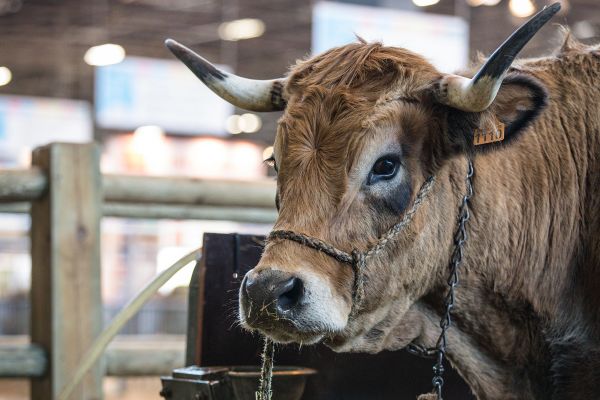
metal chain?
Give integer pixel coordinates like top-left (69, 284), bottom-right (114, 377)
top-left (427, 159), bottom-right (474, 400)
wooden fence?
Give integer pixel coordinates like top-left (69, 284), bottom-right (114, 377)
top-left (0, 142), bottom-right (277, 399)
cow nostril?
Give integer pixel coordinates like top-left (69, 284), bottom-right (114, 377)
top-left (277, 277), bottom-right (304, 312)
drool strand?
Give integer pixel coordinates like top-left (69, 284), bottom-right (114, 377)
top-left (256, 336), bottom-right (275, 400)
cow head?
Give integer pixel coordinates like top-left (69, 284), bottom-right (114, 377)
top-left (167, 4), bottom-right (558, 352)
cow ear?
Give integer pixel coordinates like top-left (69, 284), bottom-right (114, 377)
top-left (445, 73), bottom-right (548, 154)
top-left (485, 73), bottom-right (548, 146)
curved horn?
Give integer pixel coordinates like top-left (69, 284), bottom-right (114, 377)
top-left (165, 39), bottom-right (286, 112)
top-left (437, 3), bottom-right (560, 112)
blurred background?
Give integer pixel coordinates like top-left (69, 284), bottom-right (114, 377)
top-left (0, 0), bottom-right (598, 398)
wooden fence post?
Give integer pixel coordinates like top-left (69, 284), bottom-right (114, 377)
top-left (30, 143), bottom-right (104, 400)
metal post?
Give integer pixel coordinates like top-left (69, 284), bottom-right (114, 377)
top-left (30, 143), bottom-right (104, 400)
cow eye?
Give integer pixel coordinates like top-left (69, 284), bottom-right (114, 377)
top-left (368, 156), bottom-right (399, 185)
top-left (264, 155), bottom-right (278, 173)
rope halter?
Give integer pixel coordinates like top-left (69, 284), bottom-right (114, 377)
top-left (255, 175), bottom-right (436, 400)
top-left (267, 175), bottom-right (436, 313)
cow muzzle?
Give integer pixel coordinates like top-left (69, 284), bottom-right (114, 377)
top-left (242, 269), bottom-right (304, 315)
top-left (239, 267), bottom-right (350, 344)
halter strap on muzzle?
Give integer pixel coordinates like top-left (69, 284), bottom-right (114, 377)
top-left (267, 175), bottom-right (436, 313)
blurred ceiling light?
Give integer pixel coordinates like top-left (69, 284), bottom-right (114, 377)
top-left (226, 115), bottom-right (242, 134)
top-left (132, 125), bottom-right (165, 147)
top-left (238, 113), bottom-right (262, 133)
top-left (509, 0), bottom-right (536, 18)
top-left (188, 138), bottom-right (228, 178)
top-left (226, 113), bottom-right (262, 134)
top-left (0, 66), bottom-right (12, 86)
top-left (230, 142), bottom-right (263, 178)
top-left (262, 146), bottom-right (274, 161)
top-left (218, 18), bottom-right (265, 41)
top-left (573, 20), bottom-right (595, 39)
top-left (412, 0), bottom-right (439, 6)
top-left (84, 44), bottom-right (126, 66)
top-left (129, 125), bottom-right (168, 174)
top-left (482, 0), bottom-right (501, 5)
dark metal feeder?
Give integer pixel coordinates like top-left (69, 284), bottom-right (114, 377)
top-left (160, 366), bottom-right (235, 399)
top-left (228, 366), bottom-right (317, 400)
top-left (160, 365), bottom-right (316, 400)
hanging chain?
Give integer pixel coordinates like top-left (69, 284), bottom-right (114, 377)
top-left (429, 159), bottom-right (474, 399)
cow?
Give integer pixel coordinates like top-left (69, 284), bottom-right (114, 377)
top-left (166, 4), bottom-right (600, 399)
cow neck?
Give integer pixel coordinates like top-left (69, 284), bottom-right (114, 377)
top-left (257, 159), bottom-right (474, 400)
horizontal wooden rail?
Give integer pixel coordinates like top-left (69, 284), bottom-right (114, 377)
top-left (0, 337), bottom-right (185, 378)
top-left (0, 203), bottom-right (276, 223)
top-left (103, 174), bottom-right (276, 208)
top-left (104, 203), bottom-right (277, 223)
top-left (0, 202), bottom-right (29, 213)
top-left (0, 344), bottom-right (47, 378)
top-left (104, 337), bottom-right (185, 376)
top-left (0, 168), bottom-right (47, 203)
top-left (0, 169), bottom-right (277, 209)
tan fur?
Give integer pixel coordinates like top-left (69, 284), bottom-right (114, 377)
top-left (248, 36), bottom-right (600, 399)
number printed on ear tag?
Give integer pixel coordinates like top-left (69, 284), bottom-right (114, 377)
top-left (474, 121), bottom-right (505, 146)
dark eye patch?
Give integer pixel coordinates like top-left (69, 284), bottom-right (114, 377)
top-left (368, 177), bottom-right (412, 217)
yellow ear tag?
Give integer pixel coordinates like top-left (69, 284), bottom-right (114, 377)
top-left (473, 121), bottom-right (505, 146)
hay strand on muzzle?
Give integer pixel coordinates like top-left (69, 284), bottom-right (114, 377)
top-left (256, 337), bottom-right (275, 400)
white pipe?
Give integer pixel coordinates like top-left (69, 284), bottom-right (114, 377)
top-left (57, 248), bottom-right (201, 400)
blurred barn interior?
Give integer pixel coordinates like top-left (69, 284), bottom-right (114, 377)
top-left (0, 0), bottom-right (598, 399)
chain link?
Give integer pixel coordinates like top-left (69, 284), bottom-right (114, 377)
top-left (413, 159), bottom-right (473, 400)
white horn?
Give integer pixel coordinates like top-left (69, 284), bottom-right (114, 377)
top-left (165, 39), bottom-right (286, 112)
top-left (437, 3), bottom-right (560, 112)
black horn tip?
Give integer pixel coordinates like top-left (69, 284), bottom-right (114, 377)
top-left (547, 2), bottom-right (562, 14)
top-left (164, 38), bottom-right (190, 60)
top-left (534, 2), bottom-right (561, 27)
top-left (474, 1), bottom-right (561, 83)
top-left (164, 38), bottom-right (188, 56)
top-left (163, 38), bottom-right (227, 82)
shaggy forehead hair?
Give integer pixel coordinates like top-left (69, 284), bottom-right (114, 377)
top-left (273, 41), bottom-right (440, 229)
top-left (286, 40), bottom-right (440, 93)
